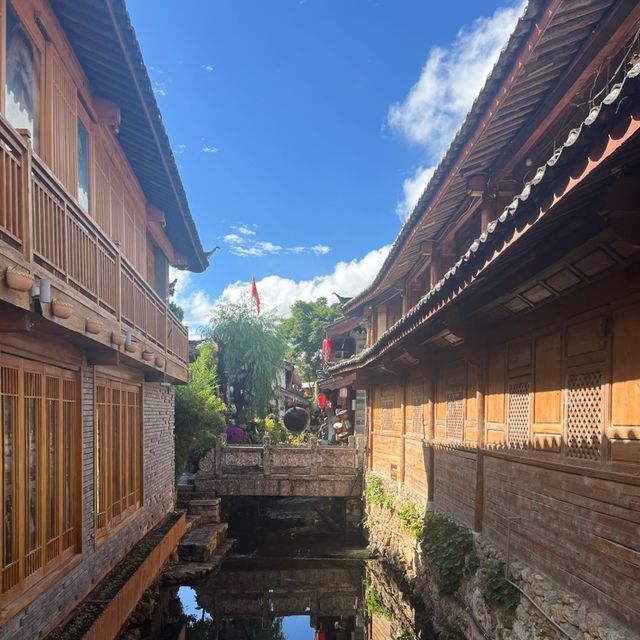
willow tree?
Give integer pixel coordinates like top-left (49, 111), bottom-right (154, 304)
top-left (208, 296), bottom-right (285, 424)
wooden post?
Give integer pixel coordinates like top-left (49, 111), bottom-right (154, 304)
top-left (426, 375), bottom-right (435, 506)
top-left (474, 347), bottom-right (486, 533)
top-left (115, 244), bottom-right (122, 322)
top-left (400, 377), bottom-right (406, 485)
top-left (18, 130), bottom-right (33, 263)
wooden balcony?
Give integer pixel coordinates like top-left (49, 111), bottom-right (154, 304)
top-left (0, 116), bottom-right (189, 381)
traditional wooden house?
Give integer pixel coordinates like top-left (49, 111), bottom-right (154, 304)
top-left (0, 1), bottom-right (206, 637)
top-left (330, 1), bottom-right (640, 634)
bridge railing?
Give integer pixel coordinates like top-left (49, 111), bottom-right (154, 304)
top-left (197, 434), bottom-right (363, 479)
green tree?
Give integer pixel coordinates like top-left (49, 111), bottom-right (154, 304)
top-left (208, 296), bottom-right (285, 424)
top-left (280, 297), bottom-right (343, 382)
top-left (174, 342), bottom-right (226, 476)
top-left (169, 300), bottom-right (184, 321)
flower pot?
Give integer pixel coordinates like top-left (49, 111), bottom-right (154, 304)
top-left (111, 332), bottom-right (126, 347)
top-left (155, 355), bottom-right (166, 368)
top-left (125, 342), bottom-right (138, 354)
top-left (85, 318), bottom-right (104, 335)
top-left (5, 267), bottom-right (34, 292)
top-left (142, 350), bottom-right (154, 363)
top-left (51, 299), bottom-right (73, 320)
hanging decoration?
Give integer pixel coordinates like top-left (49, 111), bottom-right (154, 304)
top-left (321, 337), bottom-right (332, 362)
top-left (317, 392), bottom-right (327, 409)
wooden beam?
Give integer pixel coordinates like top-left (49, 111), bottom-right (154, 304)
top-left (0, 309), bottom-right (33, 332)
top-left (86, 349), bottom-right (120, 366)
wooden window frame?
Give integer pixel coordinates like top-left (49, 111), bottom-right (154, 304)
top-left (76, 101), bottom-right (92, 214)
top-left (0, 353), bottom-right (81, 608)
top-left (94, 377), bottom-right (143, 543)
top-left (4, 0), bottom-right (46, 154)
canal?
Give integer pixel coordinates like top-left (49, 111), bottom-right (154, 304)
top-left (130, 497), bottom-right (433, 640)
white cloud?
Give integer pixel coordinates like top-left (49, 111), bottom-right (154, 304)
top-left (233, 225), bottom-right (257, 236)
top-left (171, 245), bottom-right (390, 334)
top-left (221, 226), bottom-right (331, 258)
top-left (389, 2), bottom-right (523, 220)
top-left (201, 146), bottom-right (220, 154)
top-left (174, 144), bottom-right (187, 155)
top-left (201, 64), bottom-right (214, 72)
top-left (396, 165), bottom-right (436, 220)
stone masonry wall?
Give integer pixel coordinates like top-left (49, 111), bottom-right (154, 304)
top-left (365, 473), bottom-right (634, 640)
top-left (0, 371), bottom-right (176, 640)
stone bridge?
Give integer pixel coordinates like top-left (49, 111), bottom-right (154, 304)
top-left (194, 434), bottom-right (364, 498)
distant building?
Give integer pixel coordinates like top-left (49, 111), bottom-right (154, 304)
top-left (329, 2), bottom-right (640, 635)
top-left (0, 1), bottom-right (206, 637)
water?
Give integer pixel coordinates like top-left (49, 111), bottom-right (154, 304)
top-left (134, 498), bottom-right (430, 639)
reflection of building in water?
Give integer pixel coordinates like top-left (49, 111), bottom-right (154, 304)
top-left (195, 559), bottom-right (366, 639)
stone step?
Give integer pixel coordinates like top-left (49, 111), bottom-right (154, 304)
top-left (184, 513), bottom-right (206, 534)
top-left (164, 538), bottom-right (235, 585)
top-left (187, 498), bottom-right (221, 523)
top-left (179, 522), bottom-right (228, 562)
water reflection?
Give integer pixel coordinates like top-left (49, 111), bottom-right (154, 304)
top-left (144, 558), bottom-right (365, 639)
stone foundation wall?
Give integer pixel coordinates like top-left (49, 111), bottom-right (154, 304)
top-left (0, 372), bottom-right (177, 640)
top-left (365, 474), bottom-right (634, 640)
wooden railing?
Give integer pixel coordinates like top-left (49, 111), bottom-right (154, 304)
top-left (0, 115), bottom-right (189, 368)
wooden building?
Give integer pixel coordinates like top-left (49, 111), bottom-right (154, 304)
top-left (0, 1), bottom-right (206, 637)
top-left (329, 1), bottom-right (640, 634)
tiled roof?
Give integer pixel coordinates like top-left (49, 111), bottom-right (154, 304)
top-left (330, 62), bottom-right (640, 374)
top-left (344, 0), bottom-right (618, 313)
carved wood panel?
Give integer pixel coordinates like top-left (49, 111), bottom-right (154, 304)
top-left (566, 371), bottom-right (602, 461)
top-left (445, 384), bottom-right (464, 441)
top-left (508, 381), bottom-right (530, 448)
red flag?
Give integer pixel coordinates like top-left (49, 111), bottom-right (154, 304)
top-left (251, 275), bottom-right (261, 315)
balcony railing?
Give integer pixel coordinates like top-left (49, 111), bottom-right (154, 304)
top-left (0, 116), bottom-right (188, 369)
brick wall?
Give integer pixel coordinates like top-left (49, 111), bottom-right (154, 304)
top-left (0, 371), bottom-right (177, 639)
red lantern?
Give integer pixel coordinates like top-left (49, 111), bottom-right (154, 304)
top-left (322, 338), bottom-right (332, 362)
top-left (317, 393), bottom-right (327, 409)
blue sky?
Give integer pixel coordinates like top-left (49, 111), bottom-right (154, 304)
top-left (128, 0), bottom-right (524, 332)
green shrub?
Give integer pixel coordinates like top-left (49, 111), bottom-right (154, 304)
top-left (397, 627), bottom-right (412, 640)
top-left (364, 580), bottom-right (392, 620)
top-left (364, 474), bottom-right (395, 510)
top-left (396, 502), bottom-right (424, 540)
top-left (421, 514), bottom-right (473, 595)
top-left (480, 562), bottom-right (520, 612)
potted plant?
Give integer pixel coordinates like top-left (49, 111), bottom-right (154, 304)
top-left (155, 355), bottom-right (166, 368)
top-left (142, 349), bottom-right (154, 363)
top-left (51, 299), bottom-right (73, 319)
top-left (125, 340), bottom-right (138, 354)
top-left (5, 266), bottom-right (34, 292)
top-left (111, 332), bottom-right (126, 347)
top-left (86, 318), bottom-right (104, 335)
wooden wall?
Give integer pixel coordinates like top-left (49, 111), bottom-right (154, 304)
top-left (366, 296), bottom-right (640, 632)
top-left (5, 0), bottom-right (157, 280)
top-left (482, 455), bottom-right (640, 630)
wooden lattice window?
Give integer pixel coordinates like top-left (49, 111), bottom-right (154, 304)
top-left (508, 381), bottom-right (530, 448)
top-left (566, 372), bottom-right (602, 461)
top-left (445, 384), bottom-right (464, 441)
top-left (1, 356), bottom-right (78, 603)
top-left (95, 378), bottom-right (142, 537)
top-left (411, 382), bottom-right (424, 434)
